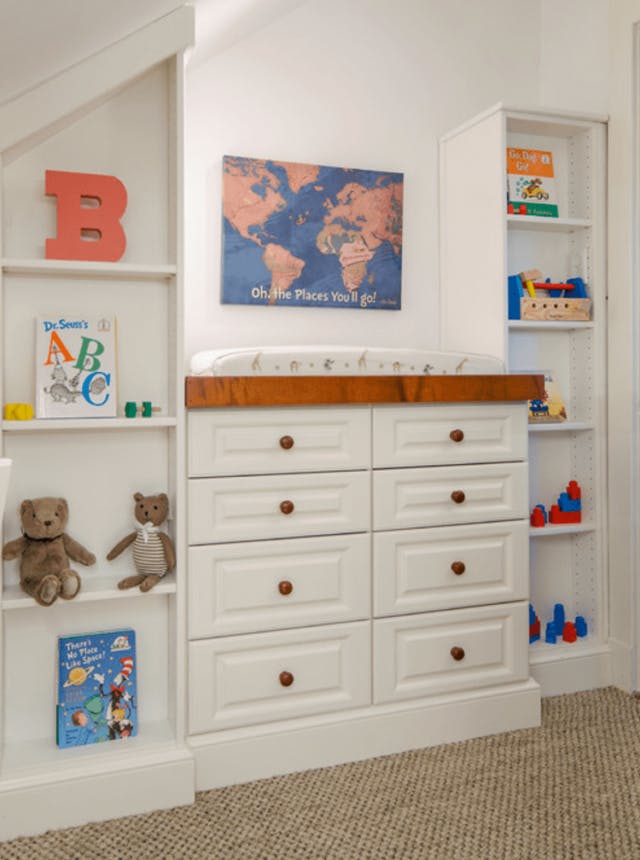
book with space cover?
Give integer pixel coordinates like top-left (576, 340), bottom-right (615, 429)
top-left (528, 370), bottom-right (567, 423)
top-left (507, 147), bottom-right (559, 217)
top-left (35, 314), bottom-right (117, 418)
top-left (56, 628), bottom-right (137, 748)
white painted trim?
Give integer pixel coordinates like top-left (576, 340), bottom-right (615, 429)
top-left (441, 102), bottom-right (608, 143)
top-left (531, 648), bottom-right (612, 697)
top-left (609, 637), bottom-right (634, 692)
top-left (0, 6), bottom-right (195, 155)
top-left (0, 753), bottom-right (194, 842)
top-left (190, 681), bottom-right (541, 791)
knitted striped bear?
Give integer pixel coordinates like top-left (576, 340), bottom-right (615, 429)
top-left (106, 492), bottom-right (175, 592)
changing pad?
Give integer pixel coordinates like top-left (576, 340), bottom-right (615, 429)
top-left (189, 347), bottom-right (504, 377)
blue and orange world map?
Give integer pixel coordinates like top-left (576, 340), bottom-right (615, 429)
top-left (221, 155), bottom-right (403, 310)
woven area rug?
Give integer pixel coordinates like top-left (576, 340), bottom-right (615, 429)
top-left (2, 687), bottom-right (640, 859)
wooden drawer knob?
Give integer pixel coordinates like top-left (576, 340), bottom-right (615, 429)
top-left (279, 500), bottom-right (295, 515)
top-left (279, 671), bottom-right (294, 687)
top-left (279, 435), bottom-right (295, 450)
top-left (450, 490), bottom-right (466, 504)
top-left (451, 561), bottom-right (466, 576)
top-left (278, 580), bottom-right (293, 596)
top-left (450, 646), bottom-right (465, 662)
top-left (449, 429), bottom-right (464, 443)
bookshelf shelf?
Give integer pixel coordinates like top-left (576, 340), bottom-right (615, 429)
top-left (2, 417), bottom-right (178, 432)
top-left (507, 215), bottom-right (592, 232)
top-left (2, 572), bottom-right (177, 609)
top-left (1, 259), bottom-right (177, 280)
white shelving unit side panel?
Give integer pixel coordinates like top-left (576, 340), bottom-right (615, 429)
top-left (439, 110), bottom-right (508, 361)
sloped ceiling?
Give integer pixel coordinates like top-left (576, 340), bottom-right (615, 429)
top-left (0, 0), bottom-right (308, 105)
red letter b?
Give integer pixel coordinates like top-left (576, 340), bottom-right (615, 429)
top-left (45, 170), bottom-right (127, 262)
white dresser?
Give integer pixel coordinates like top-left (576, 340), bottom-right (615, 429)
top-left (185, 377), bottom-right (541, 789)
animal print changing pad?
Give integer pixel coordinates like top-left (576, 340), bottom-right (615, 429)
top-left (189, 347), bottom-right (504, 376)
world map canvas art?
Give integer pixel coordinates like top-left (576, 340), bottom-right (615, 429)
top-left (221, 155), bottom-right (403, 310)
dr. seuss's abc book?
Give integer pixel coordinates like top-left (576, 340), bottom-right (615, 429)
top-left (507, 147), bottom-right (559, 218)
top-left (56, 629), bottom-right (137, 748)
top-left (35, 315), bottom-right (117, 418)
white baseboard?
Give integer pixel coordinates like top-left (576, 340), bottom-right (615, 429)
top-left (0, 750), bottom-right (195, 842)
top-left (190, 680), bottom-right (541, 791)
top-left (608, 638), bottom-right (634, 692)
top-left (531, 646), bottom-right (612, 696)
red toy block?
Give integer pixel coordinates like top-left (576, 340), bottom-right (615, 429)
top-left (567, 480), bottom-right (581, 500)
top-left (562, 621), bottom-right (577, 643)
top-left (530, 508), bottom-right (546, 527)
top-left (530, 617), bottom-right (541, 638)
top-left (507, 203), bottom-right (515, 214)
top-left (549, 505), bottom-right (581, 524)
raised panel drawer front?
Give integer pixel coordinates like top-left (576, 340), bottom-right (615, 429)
top-left (189, 471), bottom-right (370, 544)
top-left (373, 602), bottom-right (529, 704)
top-left (188, 407), bottom-right (370, 476)
top-left (188, 533), bottom-right (371, 637)
top-left (373, 462), bottom-right (528, 530)
top-left (373, 520), bottom-right (529, 616)
top-left (188, 621), bottom-right (371, 732)
top-left (373, 403), bottom-right (527, 467)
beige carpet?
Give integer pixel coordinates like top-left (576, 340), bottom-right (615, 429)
top-left (1, 687), bottom-right (640, 859)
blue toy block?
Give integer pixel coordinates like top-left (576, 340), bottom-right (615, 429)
top-left (529, 604), bottom-right (536, 624)
top-left (508, 275), bottom-right (524, 320)
top-left (558, 492), bottom-right (581, 512)
top-left (553, 603), bottom-right (565, 631)
top-left (575, 616), bottom-right (588, 638)
top-left (545, 622), bottom-right (557, 644)
top-left (566, 276), bottom-right (588, 299)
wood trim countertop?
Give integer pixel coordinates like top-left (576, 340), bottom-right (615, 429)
top-left (185, 374), bottom-right (544, 408)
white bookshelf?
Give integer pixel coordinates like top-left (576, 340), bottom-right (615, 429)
top-left (0, 9), bottom-right (195, 841)
top-left (440, 103), bottom-right (609, 697)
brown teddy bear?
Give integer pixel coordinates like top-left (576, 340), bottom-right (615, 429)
top-left (2, 497), bottom-right (96, 606)
top-left (106, 492), bottom-right (175, 592)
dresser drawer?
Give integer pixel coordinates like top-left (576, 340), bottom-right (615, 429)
top-left (373, 403), bottom-right (527, 467)
top-left (373, 602), bottom-right (529, 704)
top-left (189, 471), bottom-right (369, 544)
top-left (373, 520), bottom-right (528, 616)
top-left (189, 621), bottom-right (371, 732)
top-left (188, 534), bottom-right (371, 637)
top-left (373, 462), bottom-right (528, 530)
top-left (189, 407), bottom-right (370, 476)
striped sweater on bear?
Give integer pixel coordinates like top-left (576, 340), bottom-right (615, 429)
top-left (132, 527), bottom-right (168, 578)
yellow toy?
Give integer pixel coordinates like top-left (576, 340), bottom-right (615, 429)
top-left (4, 403), bottom-right (34, 420)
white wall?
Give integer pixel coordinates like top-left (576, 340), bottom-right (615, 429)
top-left (539, 0), bottom-right (609, 115)
top-left (184, 0), bottom-right (543, 361)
